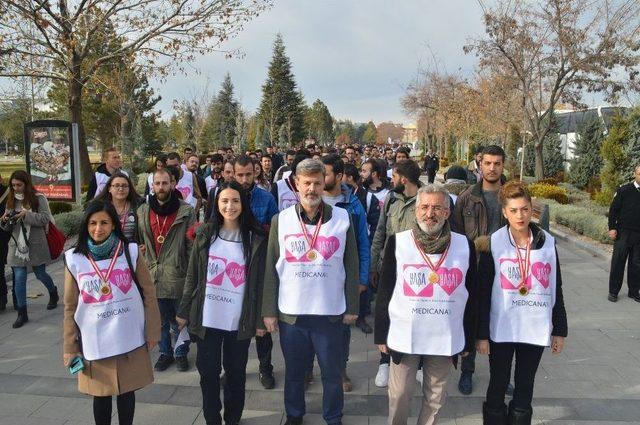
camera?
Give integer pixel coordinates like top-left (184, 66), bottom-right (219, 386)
top-left (6, 210), bottom-right (19, 225)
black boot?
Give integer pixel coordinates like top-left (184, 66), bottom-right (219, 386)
top-left (12, 307), bottom-right (28, 328)
top-left (508, 402), bottom-right (532, 425)
top-left (483, 402), bottom-right (508, 425)
top-left (47, 288), bottom-right (59, 310)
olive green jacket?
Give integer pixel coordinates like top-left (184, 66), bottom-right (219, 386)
top-left (178, 223), bottom-right (267, 340)
top-left (137, 201), bottom-right (195, 299)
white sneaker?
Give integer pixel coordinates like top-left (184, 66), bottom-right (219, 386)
top-left (375, 363), bottom-right (390, 387)
top-left (416, 369), bottom-right (423, 385)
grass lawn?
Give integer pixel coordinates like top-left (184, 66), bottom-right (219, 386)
top-left (0, 158), bottom-right (27, 177)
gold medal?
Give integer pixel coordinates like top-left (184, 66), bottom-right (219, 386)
top-left (156, 235), bottom-right (165, 244)
top-left (519, 286), bottom-right (529, 296)
top-left (428, 271), bottom-right (440, 284)
top-left (100, 283), bottom-right (111, 296)
top-left (306, 250), bottom-right (317, 261)
top-left (87, 241), bottom-right (121, 299)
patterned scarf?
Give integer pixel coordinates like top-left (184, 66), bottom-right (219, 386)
top-left (411, 220), bottom-right (451, 254)
top-left (88, 233), bottom-right (119, 261)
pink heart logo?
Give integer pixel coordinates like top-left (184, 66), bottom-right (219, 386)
top-left (499, 258), bottom-right (531, 290)
top-left (284, 234), bottom-right (311, 263)
top-left (402, 264), bottom-right (434, 297)
top-left (531, 262), bottom-right (551, 288)
top-left (110, 268), bottom-right (133, 294)
top-left (313, 236), bottom-right (340, 260)
top-left (226, 262), bottom-right (246, 288)
top-left (436, 267), bottom-right (464, 295)
top-left (78, 271), bottom-right (113, 304)
top-left (178, 186), bottom-right (191, 199)
top-left (207, 256), bottom-right (227, 285)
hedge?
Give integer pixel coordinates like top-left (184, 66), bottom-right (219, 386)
top-left (528, 183), bottom-right (569, 204)
top-left (544, 199), bottom-right (611, 244)
top-left (53, 206), bottom-right (84, 238)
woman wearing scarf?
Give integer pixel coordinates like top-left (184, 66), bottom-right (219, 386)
top-left (0, 170), bottom-right (58, 328)
top-left (375, 183), bottom-right (477, 425)
top-left (177, 181), bottom-right (267, 425)
top-left (93, 172), bottom-right (142, 242)
top-left (477, 181), bottom-right (567, 425)
top-left (63, 200), bottom-right (160, 425)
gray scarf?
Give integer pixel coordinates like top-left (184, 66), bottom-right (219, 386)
top-left (412, 220), bottom-right (451, 254)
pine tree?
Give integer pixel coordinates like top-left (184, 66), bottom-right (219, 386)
top-left (258, 34), bottom-right (306, 147)
top-left (216, 73), bottom-right (239, 147)
top-left (233, 109), bottom-right (248, 152)
top-left (305, 99), bottom-right (334, 146)
top-left (569, 117), bottom-right (604, 189)
top-left (362, 121), bottom-right (377, 144)
top-left (623, 107), bottom-right (640, 178)
top-left (183, 104), bottom-right (196, 150)
top-left (596, 114), bottom-right (629, 206)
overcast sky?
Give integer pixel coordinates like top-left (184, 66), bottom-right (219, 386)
top-left (155, 0), bottom-right (488, 124)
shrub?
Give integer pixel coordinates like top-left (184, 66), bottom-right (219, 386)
top-left (49, 201), bottom-right (73, 215)
top-left (547, 202), bottom-right (611, 244)
top-left (537, 177), bottom-right (559, 186)
top-left (54, 208), bottom-right (84, 237)
top-left (528, 183), bottom-right (569, 204)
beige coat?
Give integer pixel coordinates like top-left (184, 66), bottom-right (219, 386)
top-left (63, 250), bottom-right (161, 396)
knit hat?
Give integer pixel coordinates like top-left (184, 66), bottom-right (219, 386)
top-left (445, 165), bottom-right (468, 182)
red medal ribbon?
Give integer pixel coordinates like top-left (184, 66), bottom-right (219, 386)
top-left (118, 204), bottom-right (130, 230)
top-left (411, 230), bottom-right (451, 279)
top-left (156, 214), bottom-right (169, 241)
top-left (509, 229), bottom-right (532, 289)
top-left (87, 241), bottom-right (123, 285)
top-left (298, 206), bottom-right (323, 255)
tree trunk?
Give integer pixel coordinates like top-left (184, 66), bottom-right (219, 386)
top-left (68, 56), bottom-right (91, 185)
top-left (534, 139), bottom-right (544, 180)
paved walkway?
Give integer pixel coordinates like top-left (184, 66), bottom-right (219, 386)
top-left (0, 238), bottom-right (638, 425)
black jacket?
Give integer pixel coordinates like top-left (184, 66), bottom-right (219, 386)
top-left (608, 182), bottom-right (640, 232)
top-left (374, 231), bottom-right (478, 364)
top-left (354, 185), bottom-right (381, 245)
top-left (476, 223), bottom-right (568, 341)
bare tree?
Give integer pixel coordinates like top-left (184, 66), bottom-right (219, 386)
top-left (0, 0), bottom-right (272, 182)
top-left (467, 0), bottom-right (640, 179)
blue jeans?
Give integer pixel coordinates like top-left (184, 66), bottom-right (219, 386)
top-left (280, 316), bottom-right (344, 424)
top-left (12, 265), bottom-right (56, 309)
top-left (157, 298), bottom-right (190, 357)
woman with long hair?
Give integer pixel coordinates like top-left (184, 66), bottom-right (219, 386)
top-left (63, 200), bottom-right (160, 425)
top-left (254, 161), bottom-right (271, 192)
top-left (0, 170), bottom-right (58, 328)
top-left (145, 154), bottom-right (167, 197)
top-left (177, 181), bottom-right (267, 425)
top-left (94, 172), bottom-right (142, 242)
top-left (477, 181), bottom-right (567, 425)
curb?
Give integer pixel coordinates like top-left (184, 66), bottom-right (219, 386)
top-left (548, 225), bottom-right (611, 262)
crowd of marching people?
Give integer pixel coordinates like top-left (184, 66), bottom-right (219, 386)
top-left (0, 141), bottom-right (569, 425)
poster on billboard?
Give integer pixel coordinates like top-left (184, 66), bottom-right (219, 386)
top-left (24, 120), bottom-right (77, 202)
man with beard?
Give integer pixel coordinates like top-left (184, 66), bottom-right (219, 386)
top-left (204, 160), bottom-right (235, 220)
top-left (261, 154), bottom-right (274, 183)
top-left (370, 159), bottom-right (422, 388)
top-left (320, 155), bottom-right (370, 390)
top-left (271, 152), bottom-right (312, 212)
top-left (204, 154), bottom-right (224, 194)
top-left (166, 152), bottom-right (202, 211)
top-left (274, 149), bottom-right (298, 182)
top-left (186, 154), bottom-right (207, 212)
top-left (375, 183), bottom-right (477, 425)
top-left (452, 144), bottom-right (508, 396)
top-left (231, 155), bottom-right (279, 389)
top-left (137, 168), bottom-right (196, 372)
top-left (262, 159), bottom-right (359, 425)
top-left (361, 159), bottom-right (391, 212)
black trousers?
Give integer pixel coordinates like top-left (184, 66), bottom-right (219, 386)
top-left (609, 230), bottom-right (640, 296)
top-left (256, 332), bottom-right (273, 374)
top-left (486, 341), bottom-right (544, 410)
top-left (196, 328), bottom-right (251, 425)
top-left (93, 391), bottom-right (135, 425)
top-left (427, 170), bottom-right (437, 183)
top-left (461, 349), bottom-right (476, 374)
top-left (0, 264), bottom-right (7, 307)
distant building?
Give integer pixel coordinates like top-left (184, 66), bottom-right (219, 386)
top-left (403, 123), bottom-right (418, 145)
top-left (554, 106), bottom-right (627, 170)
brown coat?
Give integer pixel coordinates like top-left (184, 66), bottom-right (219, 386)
top-left (63, 249), bottom-right (161, 397)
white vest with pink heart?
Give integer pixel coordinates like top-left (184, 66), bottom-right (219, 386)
top-left (387, 230), bottom-right (470, 356)
top-left (276, 178), bottom-right (299, 212)
top-left (276, 205), bottom-right (349, 316)
top-left (202, 237), bottom-right (247, 331)
top-left (64, 243), bottom-right (146, 361)
top-left (490, 226), bottom-right (557, 347)
top-left (176, 170), bottom-right (196, 208)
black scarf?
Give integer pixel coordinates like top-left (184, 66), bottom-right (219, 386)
top-left (149, 192), bottom-right (180, 216)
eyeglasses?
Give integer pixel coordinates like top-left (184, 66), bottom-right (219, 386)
top-left (111, 184), bottom-right (129, 190)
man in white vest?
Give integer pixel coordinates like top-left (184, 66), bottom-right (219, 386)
top-left (166, 152), bottom-right (202, 211)
top-left (86, 147), bottom-right (129, 201)
top-left (375, 183), bottom-right (478, 425)
top-left (262, 158), bottom-right (360, 425)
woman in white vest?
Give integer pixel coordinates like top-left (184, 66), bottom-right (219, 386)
top-left (62, 200), bottom-right (160, 425)
top-left (375, 183), bottom-right (478, 425)
top-left (176, 181), bottom-right (267, 425)
top-left (476, 181), bottom-right (567, 425)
